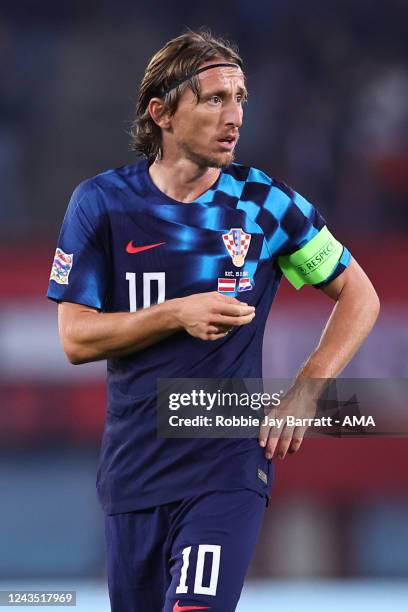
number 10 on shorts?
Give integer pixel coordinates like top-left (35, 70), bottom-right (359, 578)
top-left (176, 544), bottom-right (221, 596)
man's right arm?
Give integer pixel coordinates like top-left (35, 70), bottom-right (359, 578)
top-left (58, 292), bottom-right (255, 365)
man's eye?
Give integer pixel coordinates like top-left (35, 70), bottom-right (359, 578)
top-left (208, 96), bottom-right (222, 104)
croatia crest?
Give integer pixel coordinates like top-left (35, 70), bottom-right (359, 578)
top-left (50, 248), bottom-right (73, 285)
top-left (222, 228), bottom-right (251, 268)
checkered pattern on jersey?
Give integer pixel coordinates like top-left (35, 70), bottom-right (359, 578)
top-left (195, 164), bottom-right (326, 261)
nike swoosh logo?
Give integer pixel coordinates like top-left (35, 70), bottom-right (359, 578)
top-left (125, 241), bottom-right (166, 254)
top-left (173, 601), bottom-right (210, 612)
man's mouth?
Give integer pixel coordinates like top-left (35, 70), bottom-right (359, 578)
top-left (217, 135), bottom-right (238, 150)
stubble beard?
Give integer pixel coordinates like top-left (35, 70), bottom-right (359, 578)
top-left (179, 140), bottom-right (235, 169)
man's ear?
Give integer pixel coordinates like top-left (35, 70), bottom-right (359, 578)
top-left (148, 98), bottom-right (172, 130)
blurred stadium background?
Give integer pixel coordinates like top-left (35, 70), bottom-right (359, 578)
top-left (0, 0), bottom-right (407, 609)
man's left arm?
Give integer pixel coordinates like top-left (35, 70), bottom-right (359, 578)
top-left (297, 256), bottom-right (380, 379)
top-left (259, 256), bottom-right (380, 458)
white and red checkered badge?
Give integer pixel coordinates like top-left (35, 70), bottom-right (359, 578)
top-left (222, 228), bottom-right (251, 268)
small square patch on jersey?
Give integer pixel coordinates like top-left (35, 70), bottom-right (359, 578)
top-left (257, 468), bottom-right (267, 485)
top-left (218, 277), bottom-right (236, 292)
top-left (50, 248), bottom-right (73, 285)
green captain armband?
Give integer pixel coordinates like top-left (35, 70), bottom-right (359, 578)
top-left (278, 225), bottom-right (343, 289)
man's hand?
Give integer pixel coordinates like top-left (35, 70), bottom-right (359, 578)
top-left (175, 291), bottom-right (255, 340)
top-left (259, 384), bottom-right (318, 460)
top-left (258, 257), bottom-right (380, 460)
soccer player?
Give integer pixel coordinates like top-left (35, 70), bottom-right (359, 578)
top-left (47, 30), bottom-right (379, 612)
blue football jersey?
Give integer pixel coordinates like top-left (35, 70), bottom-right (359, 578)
top-left (47, 159), bottom-right (351, 514)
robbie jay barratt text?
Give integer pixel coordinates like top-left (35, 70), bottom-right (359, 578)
top-left (168, 415), bottom-right (376, 428)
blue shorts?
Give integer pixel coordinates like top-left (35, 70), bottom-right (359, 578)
top-left (105, 489), bottom-right (268, 612)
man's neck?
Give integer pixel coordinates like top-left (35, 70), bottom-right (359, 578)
top-left (148, 158), bottom-right (221, 203)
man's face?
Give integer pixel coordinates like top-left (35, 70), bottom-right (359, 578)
top-left (168, 62), bottom-right (246, 168)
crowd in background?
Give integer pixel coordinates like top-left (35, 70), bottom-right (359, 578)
top-left (1, 0), bottom-right (408, 238)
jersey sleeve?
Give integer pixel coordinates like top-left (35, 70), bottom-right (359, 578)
top-left (262, 180), bottom-right (351, 289)
top-left (47, 181), bottom-right (110, 309)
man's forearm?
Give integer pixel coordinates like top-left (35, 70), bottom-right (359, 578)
top-left (58, 292), bottom-right (256, 365)
top-left (59, 300), bottom-right (181, 364)
top-left (297, 265), bottom-right (380, 380)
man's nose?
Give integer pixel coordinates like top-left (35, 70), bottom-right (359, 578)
top-left (223, 99), bottom-right (243, 128)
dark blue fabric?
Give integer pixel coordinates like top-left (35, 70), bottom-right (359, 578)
top-left (105, 489), bottom-right (267, 612)
top-left (47, 159), bottom-right (350, 513)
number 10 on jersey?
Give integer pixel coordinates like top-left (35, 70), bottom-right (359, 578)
top-left (126, 272), bottom-right (166, 311)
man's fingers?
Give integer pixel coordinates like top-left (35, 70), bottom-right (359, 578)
top-left (212, 324), bottom-right (233, 332)
top-left (287, 427), bottom-right (307, 455)
top-left (207, 326), bottom-right (230, 336)
top-left (276, 427), bottom-right (307, 459)
top-left (258, 407), bottom-right (278, 448)
top-left (260, 421), bottom-right (286, 459)
top-left (259, 417), bottom-right (274, 448)
top-left (275, 429), bottom-right (296, 460)
top-left (213, 312), bottom-right (255, 327)
top-left (207, 332), bottom-right (229, 341)
top-left (259, 397), bottom-right (313, 459)
top-left (216, 293), bottom-right (242, 305)
top-left (268, 426), bottom-right (295, 459)
top-left (217, 303), bottom-right (255, 317)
